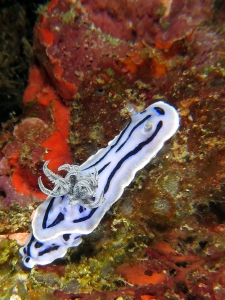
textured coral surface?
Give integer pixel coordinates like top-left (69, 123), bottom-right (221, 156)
top-left (1, 0), bottom-right (225, 299)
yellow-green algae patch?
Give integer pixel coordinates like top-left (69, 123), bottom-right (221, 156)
top-left (0, 203), bottom-right (36, 234)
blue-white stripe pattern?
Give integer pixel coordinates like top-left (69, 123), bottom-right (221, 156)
top-left (20, 101), bottom-right (179, 268)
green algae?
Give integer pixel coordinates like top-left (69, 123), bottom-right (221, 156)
top-left (0, 239), bottom-right (17, 265)
top-left (0, 203), bottom-right (32, 234)
top-left (62, 8), bottom-right (78, 25)
top-left (106, 68), bottom-right (115, 78)
top-left (161, 21), bottom-right (170, 30)
top-left (89, 123), bottom-right (104, 143)
top-left (155, 4), bottom-right (166, 16)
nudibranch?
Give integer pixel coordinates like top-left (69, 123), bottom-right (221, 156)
top-left (20, 101), bottom-right (179, 268)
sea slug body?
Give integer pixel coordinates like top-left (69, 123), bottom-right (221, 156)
top-left (20, 101), bottom-right (179, 268)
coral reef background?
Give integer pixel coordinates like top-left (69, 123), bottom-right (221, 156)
top-left (1, 0), bottom-right (225, 299)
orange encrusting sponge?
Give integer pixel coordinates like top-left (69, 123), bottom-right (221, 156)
top-left (116, 263), bottom-right (166, 285)
top-left (10, 65), bottom-right (73, 199)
